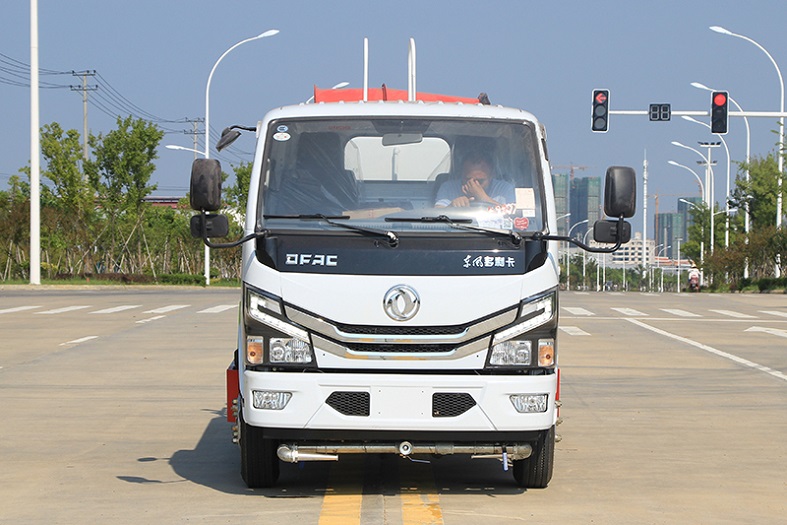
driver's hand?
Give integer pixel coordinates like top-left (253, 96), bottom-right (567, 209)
top-left (462, 179), bottom-right (490, 202)
top-left (451, 196), bottom-right (472, 207)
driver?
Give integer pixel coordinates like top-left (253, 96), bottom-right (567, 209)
top-left (435, 150), bottom-right (516, 208)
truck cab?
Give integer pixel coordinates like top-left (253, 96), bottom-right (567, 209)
top-left (189, 88), bottom-right (635, 489)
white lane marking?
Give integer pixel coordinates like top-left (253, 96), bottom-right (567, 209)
top-left (761, 310), bottom-right (787, 319)
top-left (627, 318), bottom-right (787, 383)
top-left (560, 326), bottom-right (590, 336)
top-left (144, 304), bottom-right (190, 314)
top-left (745, 326), bottom-right (787, 339)
top-left (0, 306), bottom-right (41, 314)
top-left (137, 315), bottom-right (166, 324)
top-left (611, 307), bottom-right (648, 316)
top-left (661, 308), bottom-right (701, 318)
top-left (90, 305), bottom-right (142, 314)
top-left (710, 309), bottom-right (756, 319)
top-left (563, 307), bottom-right (594, 316)
top-left (36, 306), bottom-right (91, 315)
top-left (573, 292), bottom-right (590, 296)
top-left (60, 336), bottom-right (98, 346)
top-left (198, 304), bottom-right (237, 314)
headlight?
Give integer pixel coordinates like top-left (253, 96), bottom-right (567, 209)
top-left (490, 340), bottom-right (532, 365)
top-left (270, 337), bottom-right (313, 363)
top-left (492, 291), bottom-right (555, 345)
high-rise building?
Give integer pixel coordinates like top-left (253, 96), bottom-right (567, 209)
top-left (677, 196), bottom-right (703, 243)
top-left (552, 172), bottom-right (569, 236)
top-left (570, 176), bottom-right (601, 239)
top-left (655, 212), bottom-right (686, 260)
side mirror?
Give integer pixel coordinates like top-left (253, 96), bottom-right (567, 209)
top-left (190, 214), bottom-right (229, 239)
top-left (604, 166), bottom-right (636, 218)
top-left (190, 159), bottom-right (222, 211)
top-left (593, 219), bottom-right (631, 244)
top-left (216, 127), bottom-right (242, 152)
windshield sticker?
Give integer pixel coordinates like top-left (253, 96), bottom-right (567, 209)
top-left (515, 188), bottom-right (536, 211)
top-left (273, 132), bottom-right (291, 142)
top-left (277, 125), bottom-right (289, 133)
top-left (477, 217), bottom-right (513, 230)
top-left (514, 217), bottom-right (530, 230)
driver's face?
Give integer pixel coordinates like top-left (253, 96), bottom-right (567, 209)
top-left (462, 162), bottom-right (491, 188)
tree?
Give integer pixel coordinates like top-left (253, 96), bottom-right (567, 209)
top-left (84, 116), bottom-right (164, 273)
top-left (39, 123), bottom-right (96, 274)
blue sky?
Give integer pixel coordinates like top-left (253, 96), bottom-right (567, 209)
top-left (2, 0), bottom-right (787, 237)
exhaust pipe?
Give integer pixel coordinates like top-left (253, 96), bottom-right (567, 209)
top-left (277, 445), bottom-right (338, 463)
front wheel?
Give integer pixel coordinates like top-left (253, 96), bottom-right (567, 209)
top-left (239, 413), bottom-right (280, 488)
top-left (512, 425), bottom-right (555, 488)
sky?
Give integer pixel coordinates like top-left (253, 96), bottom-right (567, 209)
top-left (2, 0), bottom-right (787, 239)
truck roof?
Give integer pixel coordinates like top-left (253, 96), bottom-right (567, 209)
top-left (261, 90), bottom-right (540, 125)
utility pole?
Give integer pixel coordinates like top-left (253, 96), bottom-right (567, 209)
top-left (184, 118), bottom-right (205, 160)
top-left (642, 150), bottom-right (648, 273)
top-left (70, 70), bottom-right (97, 161)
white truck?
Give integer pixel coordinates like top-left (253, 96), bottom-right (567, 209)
top-left (188, 81), bottom-right (635, 489)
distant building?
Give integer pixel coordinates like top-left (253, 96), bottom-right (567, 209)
top-left (551, 173), bottom-right (601, 239)
top-left (570, 176), bottom-right (601, 239)
top-left (655, 212), bottom-right (686, 260)
top-left (677, 196), bottom-right (703, 243)
top-left (142, 195), bottom-right (184, 209)
top-left (552, 172), bottom-right (569, 236)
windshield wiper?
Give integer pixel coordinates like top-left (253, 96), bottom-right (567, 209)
top-left (388, 215), bottom-right (521, 246)
top-left (264, 214), bottom-right (350, 220)
top-left (263, 214), bottom-right (399, 248)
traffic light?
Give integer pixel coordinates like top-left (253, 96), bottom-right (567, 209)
top-left (592, 89), bottom-right (609, 132)
top-left (710, 91), bottom-right (728, 134)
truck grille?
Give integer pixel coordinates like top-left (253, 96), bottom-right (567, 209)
top-left (344, 343), bottom-right (455, 354)
top-left (432, 393), bottom-right (476, 418)
top-left (333, 323), bottom-right (467, 336)
top-left (326, 391), bottom-right (370, 417)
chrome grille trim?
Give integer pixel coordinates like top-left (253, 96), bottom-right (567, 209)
top-left (286, 305), bottom-right (517, 345)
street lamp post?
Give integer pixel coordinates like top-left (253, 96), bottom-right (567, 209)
top-left (668, 160), bottom-right (705, 199)
top-left (657, 244), bottom-right (670, 293)
top-left (682, 116), bottom-right (732, 248)
top-left (203, 29), bottom-right (279, 285)
top-left (711, 26), bottom-right (783, 278)
top-left (672, 141), bottom-right (717, 255)
top-left (679, 198), bottom-right (706, 284)
top-left (565, 219), bottom-right (589, 291)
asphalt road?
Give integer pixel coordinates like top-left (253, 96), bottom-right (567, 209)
top-left (1, 287), bottom-right (785, 524)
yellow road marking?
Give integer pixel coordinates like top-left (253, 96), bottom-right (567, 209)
top-left (318, 490), bottom-right (363, 525)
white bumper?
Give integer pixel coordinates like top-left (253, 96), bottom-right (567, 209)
top-left (242, 370), bottom-right (557, 433)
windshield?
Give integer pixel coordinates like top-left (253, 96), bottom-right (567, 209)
top-left (259, 117), bottom-right (545, 234)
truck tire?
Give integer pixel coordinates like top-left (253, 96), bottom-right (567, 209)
top-left (512, 425), bottom-right (555, 488)
top-left (239, 415), bottom-right (280, 488)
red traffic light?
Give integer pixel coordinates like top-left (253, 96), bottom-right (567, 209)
top-left (713, 92), bottom-right (727, 107)
top-left (595, 91), bottom-right (607, 104)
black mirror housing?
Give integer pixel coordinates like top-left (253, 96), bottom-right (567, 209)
top-left (593, 219), bottom-right (631, 244)
top-left (604, 166), bottom-right (636, 218)
top-left (190, 214), bottom-right (229, 239)
top-left (216, 128), bottom-right (242, 152)
top-left (190, 159), bottom-right (222, 211)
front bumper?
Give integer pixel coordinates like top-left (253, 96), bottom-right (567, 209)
top-left (241, 370), bottom-right (557, 433)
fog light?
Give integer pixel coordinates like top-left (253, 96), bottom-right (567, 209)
top-left (490, 340), bottom-right (532, 366)
top-left (246, 337), bottom-right (264, 365)
top-left (269, 338), bottom-right (313, 363)
top-left (538, 339), bottom-right (555, 367)
top-left (510, 394), bottom-right (548, 413)
top-left (252, 390), bottom-right (292, 410)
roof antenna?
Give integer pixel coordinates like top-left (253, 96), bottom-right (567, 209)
top-left (408, 38), bottom-right (416, 102)
top-left (363, 37), bottom-right (369, 102)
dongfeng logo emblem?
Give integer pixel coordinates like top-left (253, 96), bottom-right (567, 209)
top-left (383, 285), bottom-right (420, 321)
